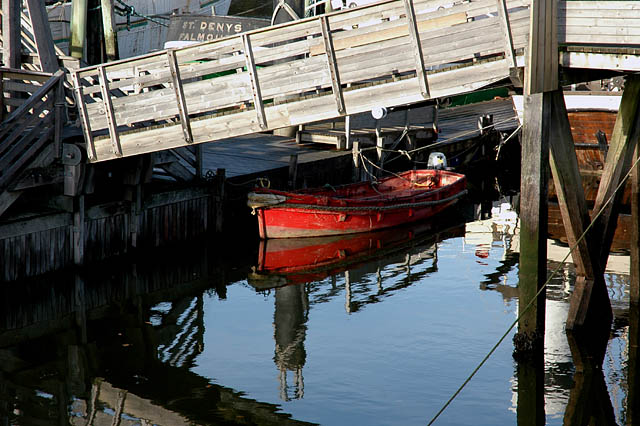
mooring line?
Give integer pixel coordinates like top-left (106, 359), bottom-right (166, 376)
top-left (359, 115), bottom-right (521, 168)
top-left (427, 151), bottom-right (640, 425)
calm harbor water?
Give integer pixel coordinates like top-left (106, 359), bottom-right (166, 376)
top-left (0, 193), bottom-right (635, 425)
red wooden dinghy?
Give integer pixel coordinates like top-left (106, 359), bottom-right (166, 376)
top-left (247, 169), bottom-right (467, 238)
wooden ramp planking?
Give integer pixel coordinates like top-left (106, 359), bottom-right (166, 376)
top-left (68, 0), bottom-right (640, 163)
top-left (199, 134), bottom-right (347, 178)
top-left (71, 0), bottom-right (531, 163)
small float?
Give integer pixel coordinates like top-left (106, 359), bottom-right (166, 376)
top-left (247, 168), bottom-right (467, 239)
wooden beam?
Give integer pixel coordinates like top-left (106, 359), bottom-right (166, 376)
top-left (515, 92), bottom-right (549, 351)
top-left (101, 0), bottom-right (119, 62)
top-left (73, 195), bottom-right (85, 265)
top-left (242, 34), bottom-right (267, 130)
top-left (591, 76), bottom-right (640, 268)
top-left (53, 78), bottom-right (65, 159)
top-left (496, 0), bottom-right (517, 69)
top-left (71, 0), bottom-right (88, 59)
top-left (548, 90), bottom-right (596, 280)
top-left (2, 0), bottom-right (21, 69)
top-left (167, 49), bottom-right (194, 144)
top-left (632, 126), bottom-right (640, 305)
top-left (402, 0), bottom-right (429, 99)
top-left (0, 212), bottom-right (72, 239)
top-left (70, 71), bottom-right (96, 161)
top-left (97, 65), bottom-right (123, 157)
top-left (24, 0), bottom-right (58, 72)
top-left (319, 16), bottom-right (345, 116)
top-left (547, 89), bottom-right (611, 331)
top-left (525, 0), bottom-right (558, 94)
top-left (0, 190), bottom-right (22, 219)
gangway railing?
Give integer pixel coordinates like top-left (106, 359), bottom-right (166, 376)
top-left (71, 0), bottom-right (531, 163)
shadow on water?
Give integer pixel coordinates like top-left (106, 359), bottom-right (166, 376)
top-left (1, 167), bottom-right (638, 424)
top-left (0, 240), bottom-right (316, 425)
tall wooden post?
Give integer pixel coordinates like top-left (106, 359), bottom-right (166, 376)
top-left (71, 0), bottom-right (88, 59)
top-left (515, 92), bottom-right (549, 352)
top-left (632, 141), bottom-right (640, 305)
top-left (25, 0), bottom-right (58, 72)
top-left (101, 0), bottom-right (119, 61)
top-left (515, 0), bottom-right (557, 356)
top-left (2, 0), bottom-right (22, 69)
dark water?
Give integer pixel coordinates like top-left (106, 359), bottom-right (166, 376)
top-left (0, 192), bottom-right (636, 425)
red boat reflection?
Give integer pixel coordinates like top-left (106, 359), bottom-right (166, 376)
top-left (248, 219), bottom-right (465, 290)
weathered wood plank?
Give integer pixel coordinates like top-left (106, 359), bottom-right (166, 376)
top-left (24, 0), bottom-right (58, 72)
top-left (0, 213), bottom-right (72, 239)
top-left (516, 92), bottom-right (549, 349)
top-left (97, 65), bottom-right (122, 157)
top-left (84, 17), bottom-right (521, 133)
top-left (2, 0), bottom-right (22, 69)
top-left (525, 0), bottom-right (557, 94)
top-left (242, 34), bottom-right (267, 130)
top-left (632, 142), bottom-right (640, 305)
top-left (547, 89), bottom-right (611, 331)
top-left (404, 0), bottom-right (430, 99)
top-left (89, 59), bottom-right (509, 161)
top-left (320, 16), bottom-right (346, 115)
top-left (496, 0), bottom-right (517, 69)
top-left (167, 49), bottom-right (193, 144)
top-left (0, 116), bottom-right (55, 188)
top-left (591, 77), bottom-right (640, 267)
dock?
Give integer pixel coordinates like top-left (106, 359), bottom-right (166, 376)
top-left (1, 0), bottom-right (640, 370)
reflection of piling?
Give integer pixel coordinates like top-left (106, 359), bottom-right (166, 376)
top-left (628, 306), bottom-right (640, 425)
top-left (515, 349), bottom-right (545, 426)
top-left (563, 331), bottom-right (616, 424)
top-left (274, 284), bottom-right (308, 400)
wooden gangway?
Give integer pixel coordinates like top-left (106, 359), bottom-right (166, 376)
top-left (68, 0), bottom-right (640, 163)
top-left (71, 0), bottom-right (531, 162)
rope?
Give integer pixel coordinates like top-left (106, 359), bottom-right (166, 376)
top-left (114, 0), bottom-right (169, 29)
top-left (427, 151), bottom-right (640, 425)
top-left (495, 123), bottom-right (522, 161)
top-left (273, 190), bottom-right (467, 212)
top-left (371, 115), bottom-right (521, 166)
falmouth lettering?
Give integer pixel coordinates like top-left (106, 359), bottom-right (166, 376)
top-left (167, 15), bottom-right (269, 43)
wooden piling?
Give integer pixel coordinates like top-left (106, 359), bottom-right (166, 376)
top-left (25, 0), bottom-right (58, 72)
top-left (632, 141), bottom-right (640, 304)
top-left (592, 76), bottom-right (640, 267)
top-left (2, 0), bottom-right (21, 69)
top-left (514, 93), bottom-right (549, 352)
top-left (71, 0), bottom-right (88, 59)
top-left (546, 90), bottom-right (612, 331)
top-left (101, 0), bottom-right (119, 62)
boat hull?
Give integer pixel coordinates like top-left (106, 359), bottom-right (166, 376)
top-left (249, 170), bottom-right (466, 238)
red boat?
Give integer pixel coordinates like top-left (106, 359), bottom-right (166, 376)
top-left (247, 169), bottom-right (467, 238)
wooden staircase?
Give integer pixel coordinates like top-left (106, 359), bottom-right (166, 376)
top-left (0, 68), bottom-right (66, 216)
